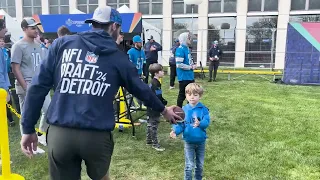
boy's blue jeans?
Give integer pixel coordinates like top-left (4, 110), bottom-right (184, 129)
top-left (184, 141), bottom-right (206, 180)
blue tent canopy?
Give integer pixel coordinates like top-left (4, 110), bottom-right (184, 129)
top-left (33, 13), bottom-right (142, 34)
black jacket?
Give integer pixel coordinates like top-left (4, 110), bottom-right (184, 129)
top-left (147, 78), bottom-right (167, 117)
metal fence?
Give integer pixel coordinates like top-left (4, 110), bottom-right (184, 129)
top-left (158, 28), bottom-right (279, 68)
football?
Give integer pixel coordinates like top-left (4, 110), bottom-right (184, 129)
top-left (173, 106), bottom-right (185, 122)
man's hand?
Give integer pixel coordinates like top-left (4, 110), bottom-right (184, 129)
top-left (170, 129), bottom-right (177, 139)
top-left (161, 106), bottom-right (182, 124)
top-left (192, 65), bottom-right (197, 70)
top-left (193, 118), bottom-right (200, 128)
top-left (21, 133), bottom-right (38, 158)
top-left (150, 46), bottom-right (156, 51)
top-left (209, 57), bottom-right (213, 61)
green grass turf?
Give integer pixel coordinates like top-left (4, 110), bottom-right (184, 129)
top-left (2, 74), bottom-right (320, 180)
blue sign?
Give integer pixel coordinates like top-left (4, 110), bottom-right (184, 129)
top-left (35, 13), bottom-right (142, 33)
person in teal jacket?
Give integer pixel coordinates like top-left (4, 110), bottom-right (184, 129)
top-left (170, 83), bottom-right (210, 180)
top-left (175, 32), bottom-right (196, 107)
top-left (127, 35), bottom-right (146, 76)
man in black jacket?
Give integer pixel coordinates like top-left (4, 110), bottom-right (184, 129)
top-left (143, 35), bottom-right (162, 83)
top-left (208, 40), bottom-right (222, 82)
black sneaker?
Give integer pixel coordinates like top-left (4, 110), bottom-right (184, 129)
top-left (9, 121), bottom-right (15, 127)
top-left (208, 79), bottom-right (212, 82)
top-left (146, 142), bottom-right (152, 146)
top-left (152, 145), bottom-right (165, 151)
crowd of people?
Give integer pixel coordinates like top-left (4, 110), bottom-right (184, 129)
top-left (0, 5), bottom-right (214, 180)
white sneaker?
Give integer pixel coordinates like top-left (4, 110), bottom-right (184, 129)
top-left (38, 135), bottom-right (47, 146)
top-left (139, 119), bottom-right (148, 123)
top-left (169, 86), bottom-right (175, 90)
top-left (33, 147), bottom-right (45, 154)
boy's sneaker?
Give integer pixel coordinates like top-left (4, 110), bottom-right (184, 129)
top-left (169, 86), bottom-right (175, 90)
top-left (38, 135), bottom-right (47, 146)
top-left (152, 145), bottom-right (165, 151)
top-left (146, 142), bottom-right (152, 146)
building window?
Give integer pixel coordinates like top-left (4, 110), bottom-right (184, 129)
top-left (77, 0), bottom-right (98, 13)
top-left (208, 0), bottom-right (237, 13)
top-left (23, 0), bottom-right (42, 17)
top-left (309, 0), bottom-right (320, 10)
top-left (208, 17), bottom-right (236, 66)
top-left (0, 0), bottom-right (16, 17)
top-left (107, 0), bottom-right (130, 9)
top-left (139, 0), bottom-right (162, 15)
top-left (248, 0), bottom-right (278, 12)
top-left (289, 15), bottom-right (320, 22)
top-left (173, 18), bottom-right (198, 62)
top-left (245, 16), bottom-right (278, 68)
top-left (49, 0), bottom-right (69, 14)
top-left (172, 0), bottom-right (198, 14)
top-left (291, 0), bottom-right (320, 10)
top-left (291, 0), bottom-right (306, 10)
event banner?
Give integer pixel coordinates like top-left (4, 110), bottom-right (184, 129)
top-left (33, 13), bottom-right (142, 33)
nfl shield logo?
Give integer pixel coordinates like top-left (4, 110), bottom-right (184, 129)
top-left (85, 51), bottom-right (99, 63)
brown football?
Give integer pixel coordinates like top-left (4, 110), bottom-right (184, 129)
top-left (173, 106), bottom-right (185, 121)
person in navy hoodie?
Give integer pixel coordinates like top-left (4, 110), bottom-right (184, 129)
top-left (20, 6), bottom-right (181, 180)
top-left (175, 32), bottom-right (196, 108)
top-left (127, 35), bottom-right (145, 77)
top-left (170, 83), bottom-right (210, 180)
top-left (143, 35), bottom-right (162, 83)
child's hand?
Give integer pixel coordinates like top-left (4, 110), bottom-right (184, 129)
top-left (193, 118), bottom-right (200, 128)
top-left (170, 129), bottom-right (177, 139)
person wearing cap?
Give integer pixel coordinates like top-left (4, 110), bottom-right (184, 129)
top-left (169, 39), bottom-right (180, 89)
top-left (175, 32), bottom-right (196, 108)
top-left (143, 35), bottom-right (162, 83)
top-left (11, 18), bottom-right (47, 154)
top-left (208, 40), bottom-right (222, 82)
top-left (127, 35), bottom-right (146, 76)
top-left (19, 5), bottom-right (181, 180)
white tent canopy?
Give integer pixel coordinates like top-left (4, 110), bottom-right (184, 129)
top-left (70, 9), bottom-right (86, 14)
top-left (117, 5), bottom-right (132, 13)
top-left (117, 5), bottom-right (163, 63)
top-left (0, 9), bottom-right (23, 43)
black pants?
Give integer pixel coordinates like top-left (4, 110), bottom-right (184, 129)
top-left (170, 65), bottom-right (176, 87)
top-left (177, 80), bottom-right (195, 108)
top-left (47, 125), bottom-right (114, 180)
top-left (209, 60), bottom-right (220, 81)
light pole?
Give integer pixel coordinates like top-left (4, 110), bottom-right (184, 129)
top-left (183, 0), bottom-right (203, 64)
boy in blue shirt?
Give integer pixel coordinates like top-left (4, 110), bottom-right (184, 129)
top-left (170, 83), bottom-right (210, 180)
top-left (127, 35), bottom-right (146, 77)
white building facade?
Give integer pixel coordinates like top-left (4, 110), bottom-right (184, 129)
top-left (2, 0), bottom-right (320, 69)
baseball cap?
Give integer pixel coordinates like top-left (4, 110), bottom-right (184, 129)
top-left (148, 35), bottom-right (154, 40)
top-left (85, 6), bottom-right (122, 25)
top-left (21, 18), bottom-right (41, 29)
top-left (133, 35), bottom-right (142, 43)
